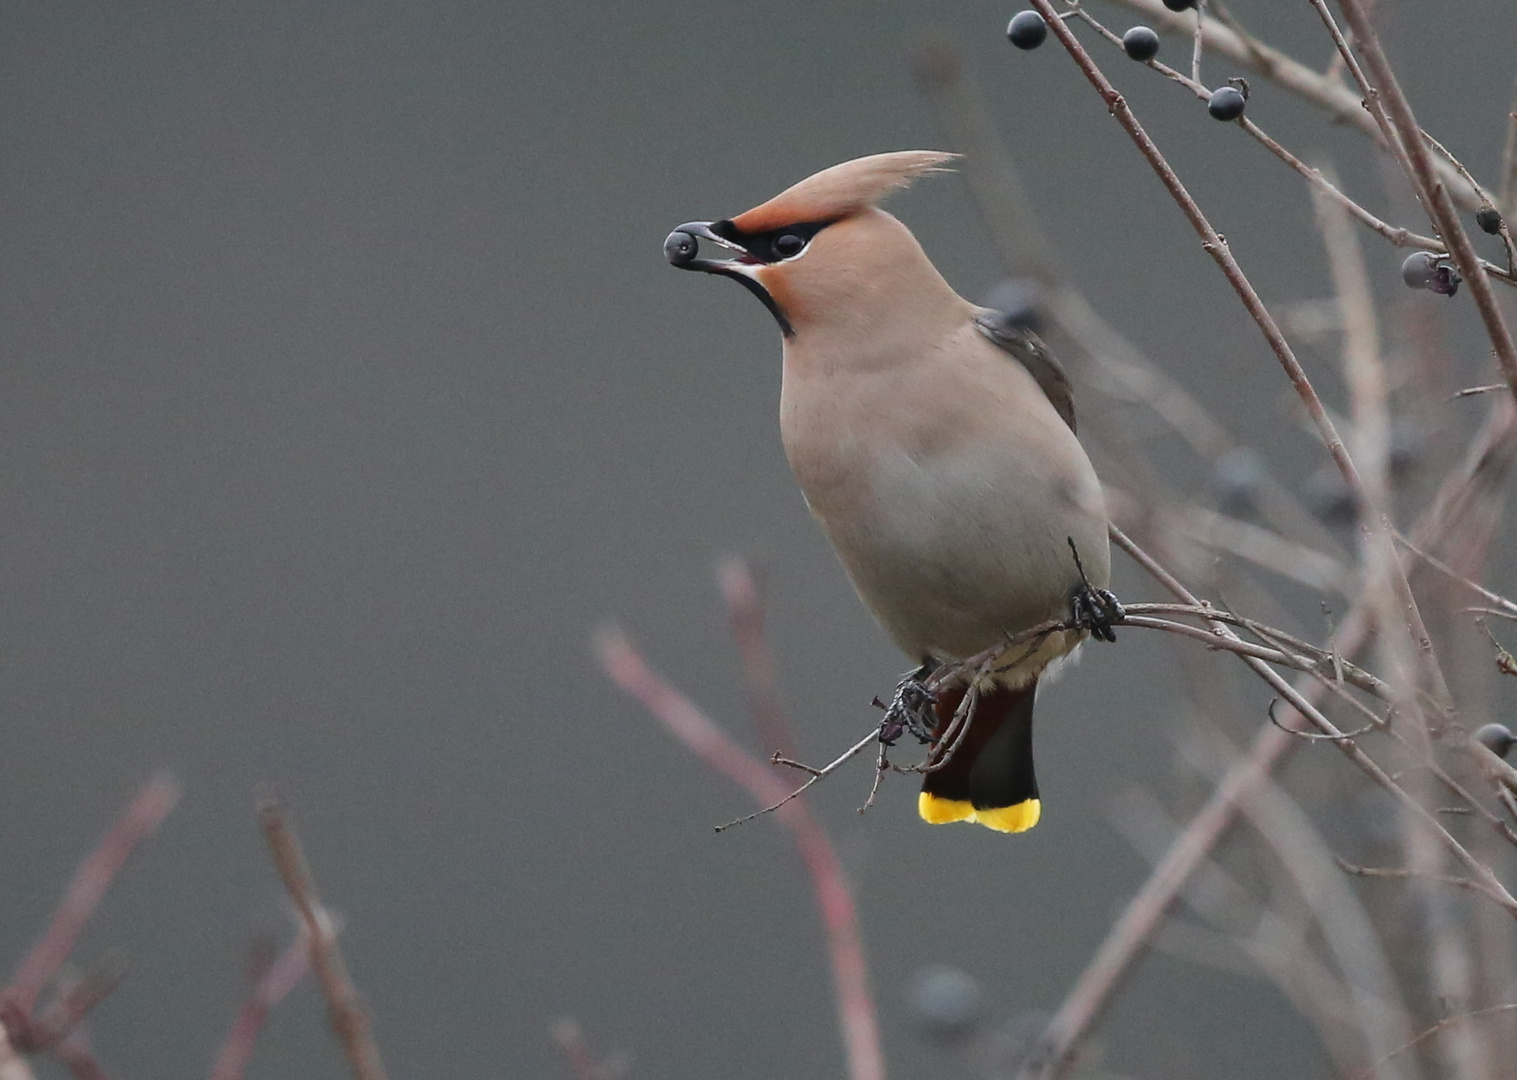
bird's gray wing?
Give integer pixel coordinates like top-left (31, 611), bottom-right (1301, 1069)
top-left (971, 308), bottom-right (1076, 434)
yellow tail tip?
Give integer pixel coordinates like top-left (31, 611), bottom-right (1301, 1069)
top-left (918, 794), bottom-right (1041, 833)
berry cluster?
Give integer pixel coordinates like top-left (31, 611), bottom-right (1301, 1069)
top-left (1007, 12), bottom-right (1250, 122)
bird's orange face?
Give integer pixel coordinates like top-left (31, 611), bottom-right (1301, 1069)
top-left (663, 216), bottom-right (838, 338)
top-left (665, 208), bottom-right (936, 344)
top-left (665, 150), bottom-right (960, 340)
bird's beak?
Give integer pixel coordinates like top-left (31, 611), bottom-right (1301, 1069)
top-left (664, 220), bottom-right (794, 338)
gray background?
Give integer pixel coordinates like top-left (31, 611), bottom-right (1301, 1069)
top-left (3, 2), bottom-right (1515, 1078)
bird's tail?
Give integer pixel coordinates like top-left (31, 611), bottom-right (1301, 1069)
top-left (918, 680), bottom-right (1040, 833)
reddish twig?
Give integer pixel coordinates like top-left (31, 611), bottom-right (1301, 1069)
top-left (595, 623), bottom-right (885, 1080)
top-left (550, 1018), bottom-right (626, 1080)
top-left (3, 776), bottom-right (178, 1019)
top-left (209, 935), bottom-right (311, 1080)
top-left (258, 800), bottom-right (387, 1080)
top-left (717, 557), bottom-right (798, 762)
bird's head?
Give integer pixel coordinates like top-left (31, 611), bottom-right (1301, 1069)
top-left (665, 150), bottom-right (960, 340)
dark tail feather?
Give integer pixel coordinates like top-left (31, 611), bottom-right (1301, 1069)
top-left (918, 680), bottom-right (1041, 833)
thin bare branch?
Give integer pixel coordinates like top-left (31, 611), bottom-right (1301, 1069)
top-left (1396, 532), bottom-right (1517, 618)
top-left (5, 777), bottom-right (178, 1015)
top-left (594, 626), bottom-right (885, 1080)
top-left (1181, 728), bottom-right (1419, 1079)
top-left (210, 935), bottom-right (311, 1080)
top-left (1335, 858), bottom-right (1512, 906)
top-left (549, 1019), bottom-right (626, 1080)
top-left (258, 800), bottom-right (387, 1080)
top-left (1355, 1004), bottom-right (1517, 1080)
top-left (718, 557), bottom-right (798, 762)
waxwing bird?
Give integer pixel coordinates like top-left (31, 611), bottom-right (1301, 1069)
top-left (665, 151), bottom-right (1118, 833)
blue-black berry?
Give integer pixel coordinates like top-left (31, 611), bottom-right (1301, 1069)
top-left (1401, 251), bottom-right (1438, 289)
top-left (1123, 26), bottom-right (1160, 61)
top-left (1007, 11), bottom-right (1048, 50)
top-left (1475, 723), bottom-right (1516, 760)
top-left (664, 230), bottom-right (698, 267)
top-left (1477, 206), bottom-right (1503, 235)
top-left (1401, 250), bottom-right (1461, 296)
top-left (1162, 0), bottom-right (1196, 10)
top-left (1207, 86), bottom-right (1246, 121)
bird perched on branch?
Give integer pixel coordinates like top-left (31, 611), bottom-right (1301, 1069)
top-left (665, 151), bottom-right (1118, 833)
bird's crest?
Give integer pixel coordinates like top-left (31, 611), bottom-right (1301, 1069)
top-left (730, 150), bottom-right (959, 233)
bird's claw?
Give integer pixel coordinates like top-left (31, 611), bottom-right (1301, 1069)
top-left (877, 662), bottom-right (938, 745)
top-left (1072, 584), bottom-right (1125, 643)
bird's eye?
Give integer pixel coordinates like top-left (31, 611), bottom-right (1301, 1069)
top-left (772, 232), bottom-right (808, 260)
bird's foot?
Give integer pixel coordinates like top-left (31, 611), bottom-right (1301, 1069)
top-left (1071, 584), bottom-right (1125, 643)
top-left (876, 661), bottom-right (939, 745)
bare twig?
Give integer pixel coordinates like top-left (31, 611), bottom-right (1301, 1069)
top-left (1396, 532), bottom-right (1517, 618)
top-left (4, 777), bottom-right (178, 1017)
top-left (258, 800), bottom-right (387, 1080)
top-left (718, 558), bottom-right (797, 762)
top-left (209, 935), bottom-right (311, 1080)
top-left (594, 624), bottom-right (885, 1080)
top-left (1334, 858), bottom-right (1511, 905)
top-left (728, 730), bottom-right (879, 828)
top-left (1179, 731), bottom-right (1418, 1080)
top-left (1111, 786), bottom-right (1372, 1077)
top-left (1355, 1004), bottom-right (1517, 1080)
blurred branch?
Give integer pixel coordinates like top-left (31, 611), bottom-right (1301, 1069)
top-left (717, 557), bottom-right (797, 763)
top-left (209, 935), bottom-right (311, 1080)
top-left (4, 777), bottom-right (178, 1018)
top-left (550, 1018), bottom-right (627, 1080)
top-left (1112, 786), bottom-right (1378, 1077)
top-left (1181, 729), bottom-right (1420, 1078)
top-left (258, 799), bottom-right (388, 1080)
top-left (595, 593), bottom-right (886, 1080)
